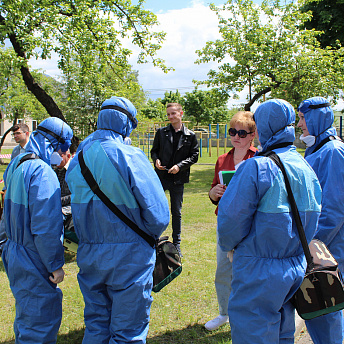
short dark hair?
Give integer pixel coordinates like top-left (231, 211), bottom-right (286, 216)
top-left (12, 123), bottom-right (29, 133)
top-left (166, 103), bottom-right (183, 111)
top-left (69, 136), bottom-right (80, 155)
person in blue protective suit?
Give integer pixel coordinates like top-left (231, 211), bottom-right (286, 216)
top-left (1, 117), bottom-right (73, 344)
top-left (297, 96), bottom-right (344, 344)
top-left (217, 99), bottom-right (322, 344)
top-left (66, 96), bottom-right (170, 344)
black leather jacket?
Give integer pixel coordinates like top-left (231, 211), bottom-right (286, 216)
top-left (151, 124), bottom-right (199, 185)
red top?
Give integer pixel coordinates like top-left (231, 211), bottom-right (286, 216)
top-left (211, 146), bottom-right (257, 214)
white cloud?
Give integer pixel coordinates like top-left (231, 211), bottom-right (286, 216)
top-left (126, 2), bottom-right (224, 99)
top-left (28, 2), bottom-right (224, 100)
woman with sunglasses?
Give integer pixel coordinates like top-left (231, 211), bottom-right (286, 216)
top-left (205, 111), bottom-right (257, 331)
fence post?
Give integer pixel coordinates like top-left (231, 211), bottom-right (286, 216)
top-left (224, 124), bottom-right (227, 154)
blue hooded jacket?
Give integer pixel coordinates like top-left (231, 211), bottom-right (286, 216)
top-left (2, 117), bottom-right (73, 344)
top-left (66, 96), bottom-right (170, 344)
top-left (298, 96), bottom-right (344, 269)
top-left (217, 99), bottom-right (321, 344)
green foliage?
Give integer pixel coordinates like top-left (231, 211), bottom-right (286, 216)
top-left (140, 99), bottom-right (167, 121)
top-left (141, 89), bottom-right (231, 126)
top-left (63, 56), bottom-right (146, 138)
top-left (0, 0), bottom-right (169, 121)
top-left (183, 88), bottom-right (230, 126)
top-left (161, 90), bottom-right (184, 106)
top-left (0, 47), bottom-right (51, 122)
top-left (195, 0), bottom-right (344, 110)
top-left (0, 0), bottom-right (168, 72)
top-left (301, 0), bottom-right (344, 48)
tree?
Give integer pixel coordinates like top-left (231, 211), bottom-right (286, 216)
top-left (140, 99), bottom-right (167, 122)
top-left (183, 88), bottom-right (230, 126)
top-left (161, 90), bottom-right (184, 106)
top-left (301, 0), bottom-right (344, 49)
top-left (195, 0), bottom-right (344, 110)
top-left (0, 0), bottom-right (168, 122)
top-left (140, 88), bottom-right (231, 126)
top-left (63, 55), bottom-right (146, 138)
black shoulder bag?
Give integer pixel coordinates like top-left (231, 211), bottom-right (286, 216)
top-left (78, 150), bottom-right (182, 292)
top-left (263, 151), bottom-right (344, 320)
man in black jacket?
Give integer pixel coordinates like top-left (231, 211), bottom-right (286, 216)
top-left (151, 103), bottom-right (199, 256)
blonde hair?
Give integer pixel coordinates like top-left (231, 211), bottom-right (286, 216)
top-left (166, 103), bottom-right (183, 111)
top-left (230, 111), bottom-right (256, 133)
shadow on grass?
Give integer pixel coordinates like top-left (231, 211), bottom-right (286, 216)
top-left (0, 328), bottom-right (85, 344)
top-left (0, 319), bottom-right (231, 344)
top-left (0, 259), bottom-right (5, 272)
top-left (57, 328), bottom-right (85, 344)
top-left (148, 324), bottom-right (231, 344)
top-left (64, 251), bottom-right (77, 264)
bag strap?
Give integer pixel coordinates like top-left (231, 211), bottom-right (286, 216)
top-left (78, 150), bottom-right (156, 248)
top-left (16, 153), bottom-right (40, 169)
top-left (261, 150), bottom-right (314, 270)
top-left (312, 135), bottom-right (344, 154)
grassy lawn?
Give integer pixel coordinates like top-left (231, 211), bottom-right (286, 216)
top-left (0, 154), bottom-right (233, 343)
top-left (0, 145), bottom-right (306, 343)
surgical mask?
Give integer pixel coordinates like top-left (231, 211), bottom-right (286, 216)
top-left (257, 145), bottom-right (263, 152)
top-left (124, 137), bottom-right (132, 145)
top-left (300, 134), bottom-right (316, 147)
top-left (50, 151), bottom-right (63, 166)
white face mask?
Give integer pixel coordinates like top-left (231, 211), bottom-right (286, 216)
top-left (300, 134), bottom-right (316, 147)
top-left (50, 151), bottom-right (63, 166)
top-left (124, 137), bottom-right (132, 145)
top-left (257, 144), bottom-right (263, 152)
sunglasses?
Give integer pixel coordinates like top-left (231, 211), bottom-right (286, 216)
top-left (228, 128), bottom-right (253, 138)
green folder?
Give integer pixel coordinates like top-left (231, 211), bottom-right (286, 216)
top-left (219, 170), bottom-right (236, 186)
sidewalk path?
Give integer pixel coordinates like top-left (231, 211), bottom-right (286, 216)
top-left (294, 313), bottom-right (313, 344)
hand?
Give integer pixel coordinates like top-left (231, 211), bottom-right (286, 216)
top-left (155, 159), bottom-right (167, 171)
top-left (209, 184), bottom-right (227, 202)
top-left (227, 250), bottom-right (234, 263)
top-left (168, 165), bottom-right (180, 174)
top-left (49, 267), bottom-right (65, 284)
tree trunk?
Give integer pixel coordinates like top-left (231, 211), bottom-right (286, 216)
top-left (0, 113), bottom-right (19, 163)
top-left (1, 14), bottom-right (66, 123)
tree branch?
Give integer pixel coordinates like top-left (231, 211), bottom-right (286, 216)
top-left (0, 13), bottom-right (66, 122)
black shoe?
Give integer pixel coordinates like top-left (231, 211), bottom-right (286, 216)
top-left (174, 243), bottom-right (183, 258)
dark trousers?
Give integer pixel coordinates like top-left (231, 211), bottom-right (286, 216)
top-left (161, 180), bottom-right (184, 245)
top-left (0, 213), bottom-right (7, 256)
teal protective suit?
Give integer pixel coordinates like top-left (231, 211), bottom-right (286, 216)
top-left (2, 117), bottom-right (73, 344)
top-left (217, 99), bottom-right (322, 343)
top-left (298, 96), bottom-right (344, 344)
top-left (66, 97), bottom-right (170, 344)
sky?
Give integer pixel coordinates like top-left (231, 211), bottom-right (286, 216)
top-left (30, 0), bottom-right (249, 106)
top-left (28, 0), bottom-right (343, 111)
top-left (126, 0), bottom-right (228, 100)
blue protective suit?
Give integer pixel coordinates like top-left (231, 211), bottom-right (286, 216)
top-left (2, 117), bottom-right (73, 344)
top-left (217, 99), bottom-right (322, 344)
top-left (66, 97), bottom-right (170, 344)
top-left (298, 96), bottom-right (344, 344)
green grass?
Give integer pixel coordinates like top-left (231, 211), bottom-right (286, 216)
top-left (0, 163), bottom-right (232, 344)
top-left (0, 145), bottom-right (306, 343)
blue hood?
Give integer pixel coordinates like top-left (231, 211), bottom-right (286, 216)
top-left (26, 117), bottom-right (73, 164)
top-left (298, 97), bottom-right (336, 156)
top-left (254, 99), bottom-right (296, 152)
top-left (97, 97), bottom-right (138, 138)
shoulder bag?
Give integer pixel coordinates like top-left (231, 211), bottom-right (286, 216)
top-left (263, 150), bottom-right (344, 320)
top-left (78, 149), bottom-right (182, 292)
